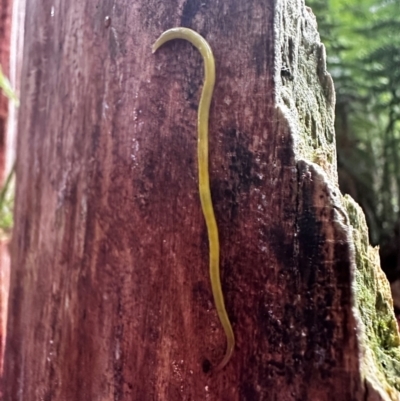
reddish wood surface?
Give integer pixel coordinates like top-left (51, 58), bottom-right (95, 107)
top-left (0, 240), bottom-right (9, 376)
top-left (3, 0), bottom-right (364, 400)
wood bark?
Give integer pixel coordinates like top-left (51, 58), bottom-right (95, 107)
top-left (2, 0), bottom-right (400, 400)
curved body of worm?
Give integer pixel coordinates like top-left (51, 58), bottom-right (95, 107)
top-left (152, 27), bottom-right (234, 371)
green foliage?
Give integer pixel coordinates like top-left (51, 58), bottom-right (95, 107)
top-left (0, 165), bottom-right (15, 240)
top-left (307, 0), bottom-right (400, 278)
top-left (0, 64), bottom-right (18, 106)
top-left (0, 65), bottom-right (17, 238)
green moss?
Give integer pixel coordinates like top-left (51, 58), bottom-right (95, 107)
top-left (344, 194), bottom-right (400, 394)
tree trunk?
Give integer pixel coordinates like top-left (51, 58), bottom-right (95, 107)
top-left (3, 0), bottom-right (400, 400)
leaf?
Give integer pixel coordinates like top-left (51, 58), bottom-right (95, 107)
top-left (0, 64), bottom-right (19, 106)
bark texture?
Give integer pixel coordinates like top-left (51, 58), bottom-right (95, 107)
top-left (2, 0), bottom-right (400, 400)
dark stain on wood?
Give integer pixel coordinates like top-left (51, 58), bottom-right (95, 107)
top-left (252, 34), bottom-right (268, 77)
top-left (181, 0), bottom-right (201, 27)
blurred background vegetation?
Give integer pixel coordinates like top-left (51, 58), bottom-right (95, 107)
top-left (0, 67), bottom-right (16, 240)
top-left (307, 0), bottom-right (400, 287)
